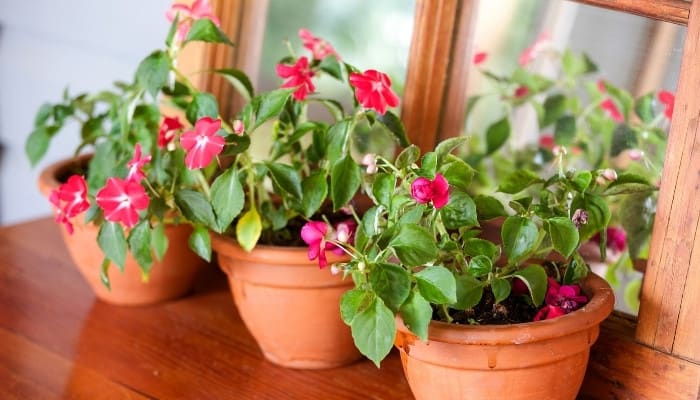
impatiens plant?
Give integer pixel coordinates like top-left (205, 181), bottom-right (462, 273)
top-left (316, 137), bottom-right (655, 366)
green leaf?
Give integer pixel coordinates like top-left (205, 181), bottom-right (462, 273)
top-left (97, 222), bottom-right (127, 272)
top-left (610, 124), bottom-right (638, 157)
top-left (254, 89), bottom-right (293, 130)
top-left (398, 205), bottom-right (425, 225)
top-left (188, 225), bottom-right (212, 262)
top-left (454, 274), bottom-right (484, 309)
top-left (325, 119), bottom-right (352, 164)
top-left (186, 92), bottom-right (219, 124)
top-left (25, 127), bottom-right (51, 166)
top-left (135, 50), bottom-right (170, 98)
top-left (372, 173), bottom-right (395, 208)
top-left (184, 18), bottom-right (234, 45)
top-left (435, 137), bottom-right (469, 164)
top-left (369, 263), bottom-right (412, 312)
top-left (468, 255), bottom-right (492, 277)
top-left (361, 206), bottom-right (381, 238)
top-left (491, 277), bottom-right (511, 304)
top-left (571, 194), bottom-right (611, 242)
top-left (301, 171), bottom-right (328, 218)
top-left (474, 195), bottom-right (507, 220)
top-left (376, 110), bottom-right (410, 147)
top-left (236, 208), bottom-right (262, 252)
top-left (542, 94), bottom-right (566, 127)
top-left (399, 290), bottom-right (432, 341)
top-left (485, 117), bottom-right (510, 155)
top-left (127, 220), bottom-right (153, 277)
top-left (210, 169), bottom-right (244, 231)
top-left (513, 264), bottom-right (548, 306)
top-left (418, 152), bottom-right (438, 178)
top-left (215, 68), bottom-right (254, 101)
top-left (554, 115), bottom-right (576, 145)
top-left (100, 258), bottom-right (111, 290)
top-left (464, 238), bottom-right (499, 261)
top-left (389, 224), bottom-right (437, 266)
top-left (351, 297), bottom-right (396, 367)
top-left (501, 216), bottom-right (539, 264)
top-left (414, 265), bottom-right (457, 304)
top-left (440, 190), bottom-right (478, 229)
top-left (330, 155), bottom-right (361, 211)
top-left (571, 171), bottom-right (592, 192)
top-left (441, 158), bottom-right (475, 191)
top-left (175, 190), bottom-right (217, 228)
top-left (266, 162), bottom-right (303, 199)
top-left (497, 169), bottom-right (543, 194)
top-left (340, 288), bottom-right (372, 325)
top-left (319, 56), bottom-right (343, 80)
top-left (619, 192), bottom-right (654, 259)
top-left (624, 278), bottom-right (642, 313)
top-left (33, 103), bottom-right (53, 127)
top-left (152, 223), bottom-right (168, 262)
top-left (546, 217), bottom-right (579, 258)
top-left (395, 145), bottom-right (420, 169)
top-left (635, 93), bottom-right (655, 123)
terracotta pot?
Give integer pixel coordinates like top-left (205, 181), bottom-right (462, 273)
top-left (394, 273), bottom-right (614, 400)
top-left (211, 233), bottom-right (361, 369)
top-left (37, 156), bottom-right (208, 306)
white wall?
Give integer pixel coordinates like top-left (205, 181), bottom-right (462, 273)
top-left (0, 0), bottom-right (170, 225)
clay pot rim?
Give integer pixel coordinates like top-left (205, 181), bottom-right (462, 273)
top-left (210, 231), bottom-right (350, 265)
top-left (397, 273), bottom-right (614, 345)
top-left (37, 153), bottom-right (92, 197)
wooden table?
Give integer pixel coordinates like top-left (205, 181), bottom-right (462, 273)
top-left (0, 218), bottom-right (413, 399)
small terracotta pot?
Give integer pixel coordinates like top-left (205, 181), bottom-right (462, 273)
top-left (394, 273), bottom-right (614, 400)
top-left (37, 156), bottom-right (208, 306)
top-left (211, 233), bottom-right (361, 369)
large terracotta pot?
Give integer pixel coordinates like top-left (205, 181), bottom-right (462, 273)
top-left (38, 156), bottom-right (208, 306)
top-left (211, 233), bottom-right (361, 369)
top-left (394, 273), bottom-right (614, 400)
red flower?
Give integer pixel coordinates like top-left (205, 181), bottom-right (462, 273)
top-left (50, 191), bottom-right (75, 234)
top-left (301, 220), bottom-right (356, 269)
top-left (126, 143), bottom-right (152, 182)
top-left (473, 51), bottom-right (488, 65)
top-left (158, 115), bottom-right (184, 149)
top-left (518, 33), bottom-right (550, 66)
top-left (514, 85), bottom-right (529, 98)
top-left (276, 56), bottom-right (315, 101)
top-left (49, 175), bottom-right (89, 234)
top-left (96, 177), bottom-right (150, 229)
top-left (533, 305), bottom-right (565, 321)
top-left (410, 173), bottom-right (449, 209)
top-left (349, 69), bottom-right (400, 115)
top-left (298, 28), bottom-right (339, 60)
top-left (658, 90), bottom-right (675, 120)
top-left (180, 116), bottom-right (225, 169)
top-left (601, 98), bottom-right (624, 122)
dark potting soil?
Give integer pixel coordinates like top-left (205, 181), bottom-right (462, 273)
top-left (440, 289), bottom-right (539, 325)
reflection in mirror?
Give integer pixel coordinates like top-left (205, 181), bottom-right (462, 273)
top-left (463, 0), bottom-right (686, 315)
top-left (254, 0), bottom-right (415, 159)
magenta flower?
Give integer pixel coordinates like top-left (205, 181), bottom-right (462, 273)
top-left (544, 278), bottom-right (588, 313)
top-left (301, 220), bottom-right (357, 268)
top-left (55, 174), bottom-right (90, 218)
top-left (658, 90), bottom-right (675, 120)
top-left (571, 208), bottom-right (589, 228)
top-left (601, 98), bottom-right (624, 122)
top-left (49, 190), bottom-right (75, 234)
top-left (349, 69), bottom-right (400, 115)
top-left (276, 56), bottom-right (316, 101)
top-left (180, 116), bottom-right (225, 169)
top-left (593, 226), bottom-right (627, 253)
top-left (518, 33), bottom-right (550, 66)
top-left (533, 305), bottom-right (566, 321)
top-left (298, 28), bottom-right (339, 60)
top-left (158, 115), bottom-right (184, 149)
top-left (473, 51), bottom-right (488, 65)
top-left (96, 177), bottom-right (150, 228)
top-left (410, 173), bottom-right (449, 209)
top-left (166, 0), bottom-right (220, 43)
top-left (126, 143), bottom-right (152, 183)
top-left (514, 85), bottom-right (529, 98)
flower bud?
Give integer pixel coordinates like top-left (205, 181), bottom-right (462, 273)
top-left (232, 119), bottom-right (245, 136)
top-left (601, 168), bottom-right (617, 182)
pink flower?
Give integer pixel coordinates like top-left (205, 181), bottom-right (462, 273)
top-left (180, 116), bottom-right (225, 169)
top-left (96, 177), bottom-right (150, 228)
top-left (601, 98), bottom-right (624, 122)
top-left (349, 69), bottom-right (400, 115)
top-left (361, 153), bottom-right (377, 174)
top-left (298, 28), bottom-right (339, 60)
top-left (533, 305), bottom-right (565, 321)
top-left (601, 168), bottom-right (617, 182)
top-left (593, 227), bottom-right (627, 253)
top-left (49, 175), bottom-right (89, 234)
top-left (658, 90), bottom-right (675, 120)
top-left (473, 51), bottom-right (488, 65)
top-left (572, 208), bottom-right (588, 228)
top-left (597, 80), bottom-right (607, 93)
top-left (158, 116), bottom-right (184, 149)
top-left (628, 149), bottom-right (644, 161)
top-left (232, 119), bottom-right (245, 136)
top-left (276, 56), bottom-right (315, 101)
top-left (544, 277), bottom-right (588, 313)
top-left (301, 220), bottom-right (356, 269)
top-left (518, 33), bottom-right (550, 66)
top-left (166, 0), bottom-right (221, 43)
top-left (126, 143), bottom-right (151, 183)
top-left (514, 85), bottom-right (529, 98)
top-left (410, 173), bottom-right (449, 209)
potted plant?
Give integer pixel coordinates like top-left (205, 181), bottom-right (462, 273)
top-left (27, 0), bottom-right (235, 305)
top-left (197, 29), bottom-right (409, 369)
top-left (308, 134), bottom-right (655, 398)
